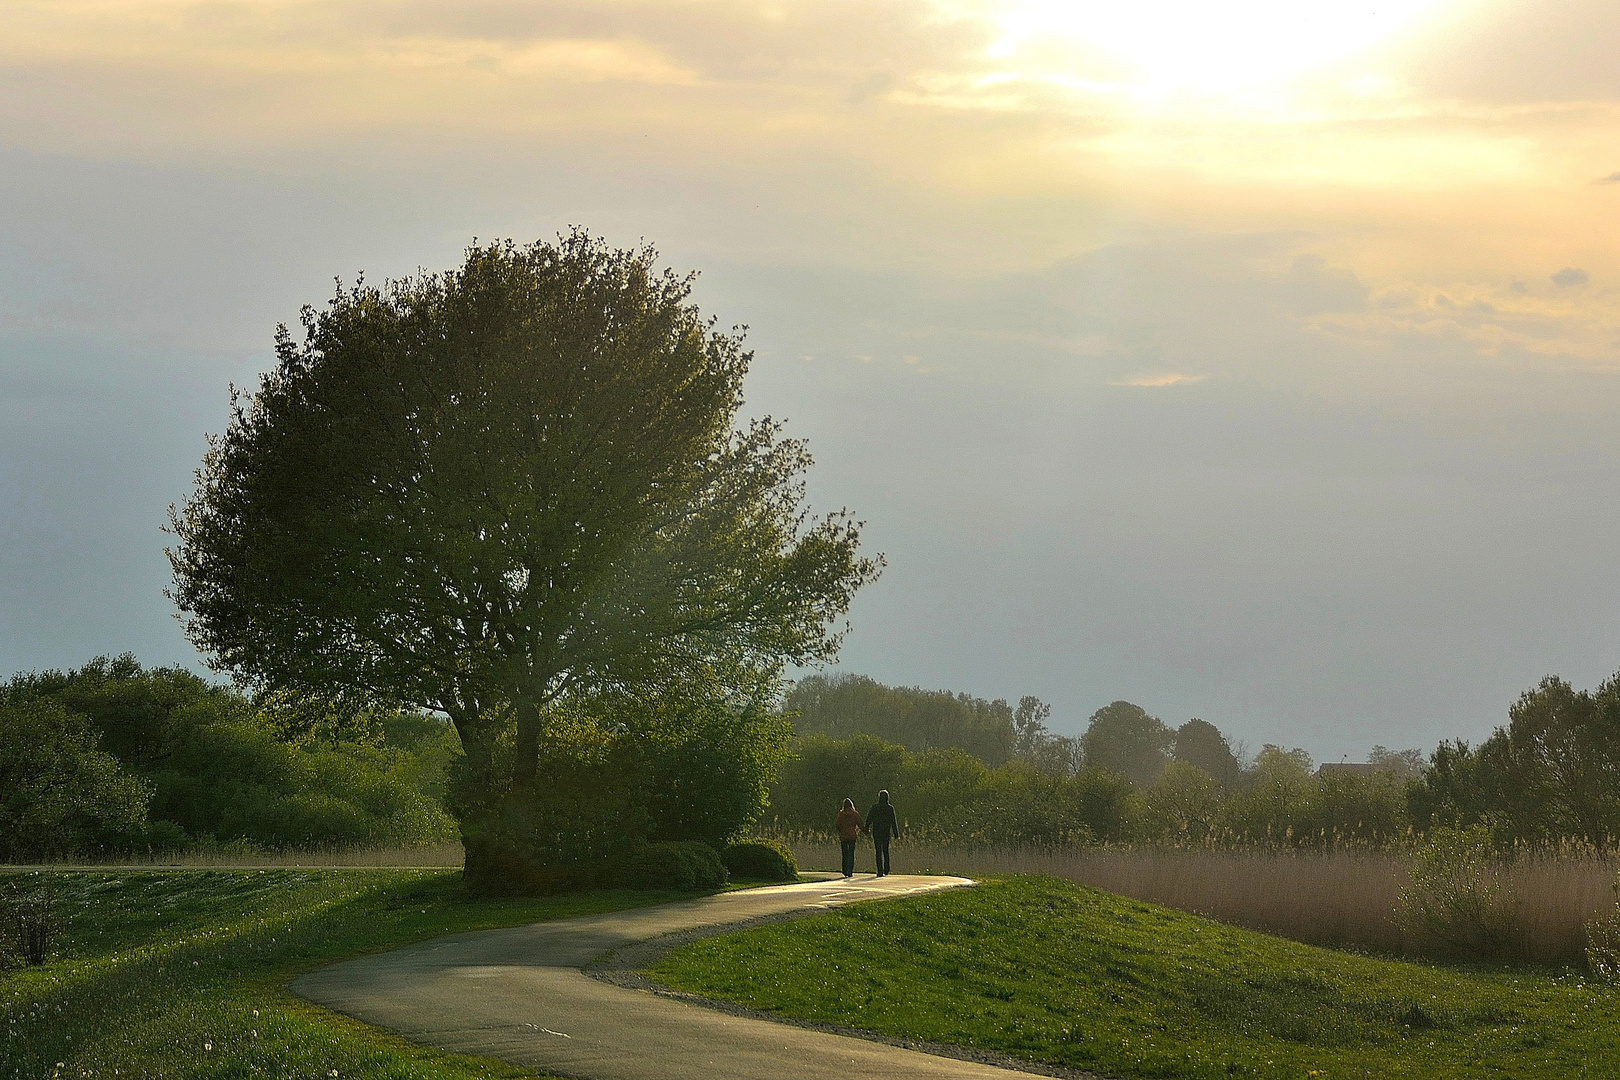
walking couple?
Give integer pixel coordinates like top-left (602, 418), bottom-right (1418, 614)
top-left (834, 791), bottom-right (901, 879)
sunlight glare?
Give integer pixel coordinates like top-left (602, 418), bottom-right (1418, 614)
top-left (992, 0), bottom-right (1456, 99)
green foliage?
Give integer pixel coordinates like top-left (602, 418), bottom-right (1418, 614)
top-left (1310, 765), bottom-right (1410, 845)
top-left (1081, 700), bottom-right (1174, 786)
top-left (654, 875), bottom-right (1620, 1080)
top-left (1138, 760), bottom-right (1224, 841)
top-left (168, 233), bottom-right (878, 891)
top-left (769, 732), bottom-right (906, 829)
top-left (0, 653), bottom-right (247, 766)
top-left (452, 679), bottom-right (788, 893)
top-left (1398, 826), bottom-right (1522, 957)
top-left (1585, 874), bottom-right (1620, 982)
top-left (604, 840), bottom-right (728, 890)
top-left (2, 657), bottom-right (460, 854)
top-left (1174, 718), bottom-right (1243, 788)
top-left (1218, 745), bottom-right (1315, 844)
top-left (0, 697), bottom-right (151, 860)
top-left (722, 839), bottom-right (798, 881)
top-left (0, 869), bottom-right (684, 1079)
top-left (787, 674), bottom-right (1079, 774)
top-left (788, 673), bottom-right (1019, 764)
top-left (1412, 670), bottom-right (1620, 848)
top-left (768, 735), bottom-right (1128, 844)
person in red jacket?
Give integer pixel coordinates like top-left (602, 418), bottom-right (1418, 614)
top-left (835, 798), bottom-right (863, 878)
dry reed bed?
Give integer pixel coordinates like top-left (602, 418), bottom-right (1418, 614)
top-left (785, 838), bottom-right (1620, 962)
top-left (4, 841), bottom-right (466, 870)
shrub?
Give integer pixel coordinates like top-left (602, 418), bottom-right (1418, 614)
top-left (673, 841), bottom-right (728, 888)
top-left (1398, 826), bottom-right (1521, 956)
top-left (0, 699), bottom-right (151, 860)
top-left (0, 874), bottom-right (62, 967)
top-left (1586, 871), bottom-right (1620, 981)
top-left (604, 840), bottom-right (728, 890)
top-left (724, 839), bottom-right (798, 881)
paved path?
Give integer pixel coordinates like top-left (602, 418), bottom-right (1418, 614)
top-left (293, 874), bottom-right (1047, 1080)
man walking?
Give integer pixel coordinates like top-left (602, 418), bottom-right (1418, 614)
top-left (865, 790), bottom-right (900, 877)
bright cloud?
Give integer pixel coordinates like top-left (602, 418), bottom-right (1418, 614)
top-left (1112, 373), bottom-right (1206, 387)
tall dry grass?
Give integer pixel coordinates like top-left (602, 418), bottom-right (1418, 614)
top-left (3, 841), bottom-right (466, 870)
top-left (784, 837), bottom-right (1620, 963)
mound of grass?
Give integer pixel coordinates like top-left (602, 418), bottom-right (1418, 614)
top-left (650, 875), bottom-right (1620, 1079)
top-left (1, 869), bottom-right (687, 1079)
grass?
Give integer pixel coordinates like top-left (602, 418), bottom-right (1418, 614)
top-left (780, 839), bottom-right (1620, 962)
top-left (0, 869), bottom-right (692, 1079)
top-left (650, 875), bottom-right (1620, 1080)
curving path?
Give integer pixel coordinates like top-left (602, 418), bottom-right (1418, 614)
top-left (292, 874), bottom-right (1047, 1080)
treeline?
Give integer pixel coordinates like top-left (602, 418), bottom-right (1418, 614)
top-left (1414, 672), bottom-right (1620, 846)
top-left (0, 656), bottom-right (460, 861)
top-left (774, 671), bottom-right (1620, 851)
top-left (768, 733), bottom-right (1417, 848)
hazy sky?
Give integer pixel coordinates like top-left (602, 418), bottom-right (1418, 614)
top-left (4, 0), bottom-right (1620, 761)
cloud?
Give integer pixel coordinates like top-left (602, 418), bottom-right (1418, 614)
top-left (1552, 267), bottom-right (1590, 288)
top-left (1597, 172), bottom-right (1620, 185)
top-left (1388, 0), bottom-right (1620, 106)
top-left (1111, 373), bottom-right (1206, 387)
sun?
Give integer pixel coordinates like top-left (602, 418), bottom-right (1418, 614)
top-left (989, 0), bottom-right (1460, 100)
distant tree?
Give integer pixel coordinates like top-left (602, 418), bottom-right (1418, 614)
top-left (1138, 760), bottom-right (1223, 843)
top-left (787, 674), bottom-right (1017, 764)
top-left (1309, 767), bottom-right (1409, 847)
top-left (899, 748), bottom-right (989, 827)
top-left (0, 699), bottom-right (151, 861)
top-left (1081, 701), bottom-right (1173, 786)
top-left (1071, 767), bottom-right (1138, 842)
top-left (1368, 745), bottom-right (1427, 782)
top-left (2, 657), bottom-right (458, 851)
top-left (1500, 674), bottom-right (1620, 845)
top-left (769, 733), bottom-right (906, 829)
top-left (1221, 745), bottom-right (1313, 845)
top-left (1025, 733), bottom-right (1083, 778)
top-left (972, 760), bottom-right (1095, 846)
top-left (0, 654), bottom-right (247, 767)
top-left (1172, 718), bottom-right (1242, 789)
top-left (1410, 672), bottom-right (1620, 847)
top-left (1012, 696), bottom-right (1051, 755)
top-left (168, 236), bottom-right (877, 890)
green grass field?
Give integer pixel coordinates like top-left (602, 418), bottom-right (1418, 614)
top-left (650, 875), bottom-right (1620, 1080)
top-left (0, 869), bottom-right (688, 1080)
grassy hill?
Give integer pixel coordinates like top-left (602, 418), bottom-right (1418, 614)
top-left (0, 870), bottom-right (682, 1079)
top-left (650, 875), bottom-right (1620, 1079)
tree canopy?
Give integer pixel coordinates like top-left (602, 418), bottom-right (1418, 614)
top-left (169, 234), bottom-right (878, 888)
top-left (1081, 701), bottom-right (1174, 786)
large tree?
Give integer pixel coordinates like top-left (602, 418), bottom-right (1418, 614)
top-left (1172, 717), bottom-right (1242, 789)
top-left (1080, 700), bottom-right (1173, 786)
top-left (168, 234), bottom-right (879, 888)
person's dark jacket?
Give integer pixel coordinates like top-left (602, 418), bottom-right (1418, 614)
top-left (866, 798), bottom-right (899, 840)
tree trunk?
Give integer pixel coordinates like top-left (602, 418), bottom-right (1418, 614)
top-left (454, 703), bottom-right (570, 895)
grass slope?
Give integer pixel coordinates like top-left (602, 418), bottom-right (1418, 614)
top-left (650, 875), bottom-right (1620, 1080)
top-left (2, 869), bottom-right (687, 1079)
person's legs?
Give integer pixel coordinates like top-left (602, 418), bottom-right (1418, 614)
top-left (840, 839), bottom-right (855, 877)
top-left (874, 836), bottom-right (891, 876)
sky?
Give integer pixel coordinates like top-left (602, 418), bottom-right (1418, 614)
top-left (3, 0), bottom-right (1620, 762)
